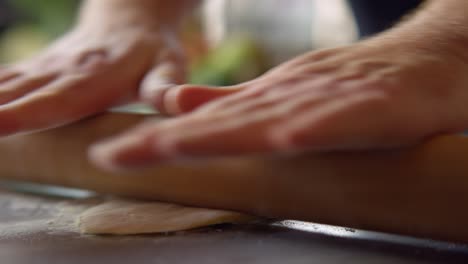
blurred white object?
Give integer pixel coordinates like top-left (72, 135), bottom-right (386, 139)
top-left (203, 0), bottom-right (357, 65)
top-left (311, 0), bottom-right (358, 48)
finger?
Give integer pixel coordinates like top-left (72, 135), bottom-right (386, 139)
top-left (139, 49), bottom-right (187, 107)
top-left (266, 47), bottom-right (344, 76)
top-left (142, 65), bottom-right (277, 116)
top-left (140, 61), bottom-right (186, 96)
top-left (157, 113), bottom-right (277, 158)
top-left (0, 72), bottom-right (130, 135)
top-left (191, 73), bottom-right (325, 115)
top-left (0, 76), bottom-right (88, 134)
top-left (162, 72), bottom-right (306, 116)
top-left (152, 84), bottom-right (244, 115)
top-left (270, 91), bottom-right (403, 151)
top-left (89, 128), bottom-right (163, 172)
top-left (89, 116), bottom-right (205, 170)
top-left (139, 62), bottom-right (186, 114)
top-left (90, 110), bottom-right (277, 170)
top-left (0, 69), bottom-right (22, 83)
top-left (212, 76), bottom-right (340, 116)
top-left (0, 72), bottom-right (58, 104)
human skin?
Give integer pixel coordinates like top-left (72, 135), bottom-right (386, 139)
top-left (1, 0), bottom-right (468, 243)
top-left (90, 0), bottom-right (468, 170)
top-left (0, 0), bottom-right (198, 134)
top-left (0, 1), bottom-right (467, 168)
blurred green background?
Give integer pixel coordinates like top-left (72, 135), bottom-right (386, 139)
top-left (0, 0), bottom-right (78, 61)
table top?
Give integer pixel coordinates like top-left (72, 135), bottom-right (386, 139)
top-left (1, 189), bottom-right (468, 264)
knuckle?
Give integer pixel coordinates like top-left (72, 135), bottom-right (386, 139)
top-left (69, 48), bottom-right (111, 72)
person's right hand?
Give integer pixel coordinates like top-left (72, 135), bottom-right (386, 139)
top-left (0, 18), bottom-right (186, 135)
top-left (90, 30), bottom-right (468, 170)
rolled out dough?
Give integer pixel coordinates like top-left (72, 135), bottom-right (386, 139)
top-left (79, 199), bottom-right (255, 235)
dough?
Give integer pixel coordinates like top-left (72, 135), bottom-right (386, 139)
top-left (79, 199), bottom-right (254, 235)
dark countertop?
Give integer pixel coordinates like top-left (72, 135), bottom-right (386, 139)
top-left (1, 189), bottom-right (467, 264)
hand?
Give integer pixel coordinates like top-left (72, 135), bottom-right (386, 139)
top-left (0, 22), bottom-right (185, 135)
top-left (90, 35), bottom-right (468, 170)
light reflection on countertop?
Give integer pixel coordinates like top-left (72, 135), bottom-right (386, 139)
top-left (274, 220), bottom-right (468, 254)
top-left (2, 180), bottom-right (468, 255)
top-left (0, 180), bottom-right (93, 199)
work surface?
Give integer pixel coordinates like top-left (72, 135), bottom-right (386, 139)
top-left (1, 189), bottom-right (468, 264)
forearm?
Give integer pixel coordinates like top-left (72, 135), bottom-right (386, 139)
top-left (78, 0), bottom-right (201, 30)
top-left (380, 0), bottom-right (468, 62)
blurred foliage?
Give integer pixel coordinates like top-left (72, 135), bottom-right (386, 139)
top-left (9, 0), bottom-right (79, 37)
top-left (0, 0), bottom-right (79, 62)
top-left (0, 25), bottom-right (49, 62)
top-left (190, 36), bottom-right (267, 86)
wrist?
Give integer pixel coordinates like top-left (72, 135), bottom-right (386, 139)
top-left (380, 0), bottom-right (468, 65)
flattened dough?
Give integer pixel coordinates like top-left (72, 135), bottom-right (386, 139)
top-left (79, 199), bottom-right (254, 235)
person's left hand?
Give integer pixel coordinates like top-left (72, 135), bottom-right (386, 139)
top-left (90, 36), bottom-right (468, 170)
top-left (0, 21), bottom-right (186, 136)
